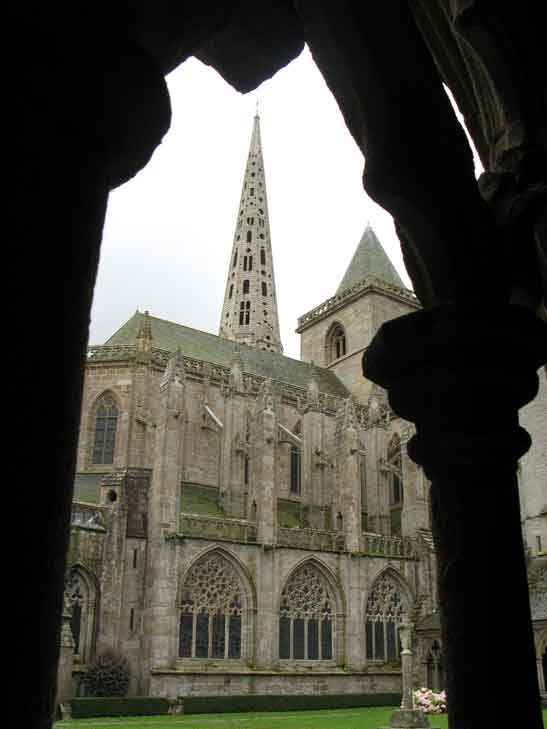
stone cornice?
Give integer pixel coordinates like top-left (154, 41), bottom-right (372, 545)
top-left (87, 344), bottom-right (397, 426)
top-left (296, 276), bottom-right (419, 332)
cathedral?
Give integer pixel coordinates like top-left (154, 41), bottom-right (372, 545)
top-left (65, 113), bottom-right (547, 701)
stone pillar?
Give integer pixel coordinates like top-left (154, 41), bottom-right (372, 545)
top-left (537, 656), bottom-right (546, 697)
top-left (380, 623), bottom-right (430, 728)
top-left (364, 387), bottom-right (390, 534)
top-left (302, 367), bottom-right (325, 528)
top-left (255, 380), bottom-right (277, 546)
top-left (335, 398), bottom-right (362, 553)
top-left (143, 350), bottom-right (186, 687)
top-left (221, 352), bottom-right (247, 518)
top-left (400, 423), bottom-right (429, 535)
top-left (56, 596), bottom-right (75, 712)
top-left (364, 305), bottom-right (547, 729)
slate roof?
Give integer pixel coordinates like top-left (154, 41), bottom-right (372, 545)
top-left (104, 312), bottom-right (349, 398)
top-left (337, 225), bottom-right (405, 294)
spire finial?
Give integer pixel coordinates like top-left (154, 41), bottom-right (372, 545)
top-left (255, 98), bottom-right (260, 117)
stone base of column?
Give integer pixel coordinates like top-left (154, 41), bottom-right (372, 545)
top-left (379, 708), bottom-right (437, 728)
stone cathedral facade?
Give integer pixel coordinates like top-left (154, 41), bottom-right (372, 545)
top-left (66, 114), bottom-right (547, 700)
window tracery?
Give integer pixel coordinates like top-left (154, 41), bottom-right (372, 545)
top-left (279, 563), bottom-right (334, 661)
top-left (365, 574), bottom-right (404, 661)
top-left (92, 394), bottom-right (118, 465)
top-left (179, 554), bottom-right (244, 660)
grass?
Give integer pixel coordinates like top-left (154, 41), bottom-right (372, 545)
top-left (54, 706), bottom-right (547, 729)
top-left (54, 706), bottom-right (444, 729)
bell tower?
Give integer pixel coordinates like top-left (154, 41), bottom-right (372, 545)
top-left (219, 112), bottom-right (283, 353)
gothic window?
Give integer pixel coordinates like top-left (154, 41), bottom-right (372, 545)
top-left (65, 567), bottom-right (98, 664)
top-left (92, 395), bottom-right (118, 464)
top-left (250, 187), bottom-right (255, 196)
top-left (260, 249), bottom-right (266, 265)
top-left (248, 255), bottom-right (253, 271)
top-left (262, 282), bottom-right (268, 297)
top-left (179, 553), bottom-right (244, 660)
top-left (290, 445), bottom-right (301, 496)
top-left (279, 563), bottom-right (334, 661)
top-left (247, 217), bottom-right (254, 225)
top-left (233, 251), bottom-right (238, 267)
top-left (365, 574), bottom-right (404, 662)
top-left (245, 301), bottom-right (251, 325)
top-left (229, 284), bottom-right (233, 299)
top-left (326, 324), bottom-right (347, 364)
top-left (243, 256), bottom-right (248, 271)
top-left (239, 301), bottom-right (245, 325)
top-left (388, 435), bottom-right (403, 536)
top-left (243, 280), bottom-right (250, 294)
top-left (247, 230), bottom-right (252, 243)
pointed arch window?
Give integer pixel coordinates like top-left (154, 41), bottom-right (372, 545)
top-left (243, 280), bottom-right (250, 295)
top-left (260, 249), bottom-right (266, 265)
top-left (365, 574), bottom-right (404, 662)
top-left (229, 284), bottom-right (233, 299)
top-left (247, 231), bottom-right (252, 243)
top-left (179, 553), bottom-right (245, 660)
top-left (233, 251), bottom-right (238, 268)
top-left (262, 282), bottom-right (268, 297)
top-left (92, 395), bottom-right (118, 464)
top-left (279, 563), bottom-right (334, 661)
top-left (290, 445), bottom-right (301, 496)
top-left (326, 324), bottom-right (347, 364)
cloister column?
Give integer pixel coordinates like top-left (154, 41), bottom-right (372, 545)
top-left (363, 305), bottom-right (546, 729)
top-left (296, 2), bottom-right (546, 727)
top-left (10, 18), bottom-right (170, 726)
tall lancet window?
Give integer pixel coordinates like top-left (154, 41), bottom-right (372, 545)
top-left (179, 553), bottom-right (244, 660)
top-left (365, 574), bottom-right (404, 662)
top-left (92, 394), bottom-right (118, 464)
top-left (279, 563), bottom-right (335, 661)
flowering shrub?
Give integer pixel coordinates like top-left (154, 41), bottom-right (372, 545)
top-left (413, 687), bottom-right (447, 714)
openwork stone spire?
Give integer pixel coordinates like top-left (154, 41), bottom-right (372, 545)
top-left (219, 112), bottom-right (283, 353)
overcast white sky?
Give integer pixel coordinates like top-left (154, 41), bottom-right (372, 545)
top-left (90, 46), bottom-right (473, 360)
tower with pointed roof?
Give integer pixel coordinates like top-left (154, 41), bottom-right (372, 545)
top-left (219, 112), bottom-right (283, 354)
top-left (296, 224), bottom-right (420, 401)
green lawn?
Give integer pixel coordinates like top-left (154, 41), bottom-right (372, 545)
top-left (54, 706), bottom-right (443, 729)
top-left (54, 706), bottom-right (547, 729)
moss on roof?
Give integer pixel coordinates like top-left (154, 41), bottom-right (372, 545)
top-left (73, 473), bottom-right (102, 504)
top-left (181, 483), bottom-right (224, 517)
top-left (104, 312), bottom-right (349, 398)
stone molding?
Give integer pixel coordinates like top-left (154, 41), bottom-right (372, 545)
top-left (296, 276), bottom-right (419, 332)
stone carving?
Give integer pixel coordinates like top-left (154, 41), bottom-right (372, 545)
top-left (160, 348), bottom-right (185, 390)
top-left (280, 563), bottom-right (333, 619)
top-left (365, 574), bottom-right (405, 624)
top-left (181, 553), bottom-right (243, 615)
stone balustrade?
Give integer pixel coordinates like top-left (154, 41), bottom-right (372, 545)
top-left (362, 531), bottom-right (415, 559)
top-left (297, 276), bottom-right (417, 330)
top-left (277, 527), bottom-right (346, 552)
top-left (178, 514), bottom-right (258, 544)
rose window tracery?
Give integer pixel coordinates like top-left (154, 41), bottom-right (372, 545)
top-left (279, 564), bottom-right (334, 661)
top-left (179, 554), bottom-right (244, 660)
